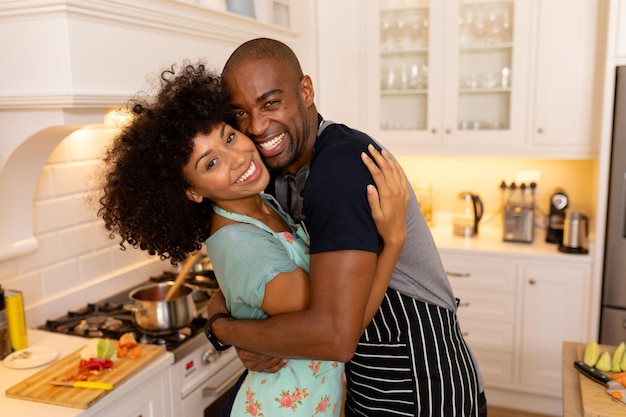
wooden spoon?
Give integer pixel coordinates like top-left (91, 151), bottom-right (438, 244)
top-left (164, 251), bottom-right (202, 301)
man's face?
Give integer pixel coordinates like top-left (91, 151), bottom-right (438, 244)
top-left (223, 57), bottom-right (313, 173)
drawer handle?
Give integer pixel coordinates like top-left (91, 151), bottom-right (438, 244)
top-left (202, 371), bottom-right (244, 398)
top-left (462, 332), bottom-right (470, 337)
top-left (458, 302), bottom-right (470, 307)
top-left (446, 271), bottom-right (471, 278)
top-left (528, 279), bottom-right (536, 285)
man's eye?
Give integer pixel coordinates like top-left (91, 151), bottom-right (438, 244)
top-left (265, 100), bottom-right (279, 108)
top-left (234, 111), bottom-right (247, 119)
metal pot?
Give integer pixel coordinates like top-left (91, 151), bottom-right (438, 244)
top-left (125, 282), bottom-right (197, 332)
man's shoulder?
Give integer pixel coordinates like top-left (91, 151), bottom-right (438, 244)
top-left (314, 123), bottom-right (376, 160)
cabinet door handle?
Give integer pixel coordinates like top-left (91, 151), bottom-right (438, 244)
top-left (458, 301), bottom-right (470, 307)
top-left (431, 128), bottom-right (437, 134)
top-left (446, 271), bottom-right (471, 278)
top-left (463, 332), bottom-right (470, 337)
top-left (537, 127), bottom-right (544, 134)
top-left (528, 278), bottom-right (536, 285)
top-left (445, 128), bottom-right (452, 134)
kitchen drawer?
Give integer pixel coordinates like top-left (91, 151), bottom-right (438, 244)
top-left (457, 318), bottom-right (514, 354)
top-left (440, 254), bottom-right (517, 293)
top-left (454, 288), bottom-right (516, 323)
top-left (471, 349), bottom-right (514, 386)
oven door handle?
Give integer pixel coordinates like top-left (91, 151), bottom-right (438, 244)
top-left (202, 370), bottom-right (244, 398)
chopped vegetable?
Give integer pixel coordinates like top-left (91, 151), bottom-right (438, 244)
top-left (583, 342), bottom-right (601, 367)
top-left (610, 390), bottom-right (623, 400)
top-left (612, 342), bottom-right (625, 372)
top-left (117, 344), bottom-right (128, 358)
top-left (596, 351), bottom-right (613, 372)
top-left (97, 339), bottom-right (117, 359)
top-left (118, 332), bottom-right (138, 349)
top-left (78, 358), bottom-right (114, 372)
top-left (128, 348), bottom-right (142, 360)
top-left (80, 338), bottom-right (118, 361)
top-left (613, 372), bottom-right (626, 388)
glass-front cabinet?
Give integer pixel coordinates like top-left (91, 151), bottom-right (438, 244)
top-left (366, 0), bottom-right (531, 153)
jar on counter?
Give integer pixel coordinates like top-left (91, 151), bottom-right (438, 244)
top-left (413, 179), bottom-right (433, 226)
top-left (0, 285), bottom-right (12, 359)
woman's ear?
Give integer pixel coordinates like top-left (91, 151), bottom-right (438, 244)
top-left (185, 188), bottom-right (203, 203)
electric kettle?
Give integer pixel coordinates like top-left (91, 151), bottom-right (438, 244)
top-left (559, 211), bottom-right (589, 254)
top-left (452, 192), bottom-right (484, 237)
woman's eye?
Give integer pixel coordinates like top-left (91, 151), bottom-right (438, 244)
top-left (206, 158), bottom-right (218, 171)
top-left (226, 132), bottom-right (235, 144)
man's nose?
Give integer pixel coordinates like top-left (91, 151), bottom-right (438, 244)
top-left (246, 113), bottom-right (270, 138)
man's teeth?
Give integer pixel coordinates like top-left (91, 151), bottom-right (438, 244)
top-left (236, 161), bottom-right (257, 183)
top-left (259, 133), bottom-right (285, 151)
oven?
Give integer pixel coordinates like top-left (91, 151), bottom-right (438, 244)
top-left (170, 336), bottom-right (245, 417)
top-left (38, 271), bottom-right (245, 417)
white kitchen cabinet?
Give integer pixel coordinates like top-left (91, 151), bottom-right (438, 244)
top-left (90, 370), bottom-right (172, 417)
top-left (364, 0), bottom-right (531, 154)
top-left (440, 253), bottom-right (517, 386)
top-left (519, 262), bottom-right (589, 395)
top-left (439, 250), bottom-right (591, 414)
top-left (318, 0), bottom-right (600, 158)
top-left (528, 0), bottom-right (600, 156)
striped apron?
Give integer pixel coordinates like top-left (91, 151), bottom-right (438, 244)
top-left (345, 289), bottom-right (483, 417)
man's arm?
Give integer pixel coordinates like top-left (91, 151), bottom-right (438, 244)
top-left (212, 249), bottom-right (377, 362)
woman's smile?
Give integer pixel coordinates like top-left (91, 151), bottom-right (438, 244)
top-left (236, 160), bottom-right (260, 184)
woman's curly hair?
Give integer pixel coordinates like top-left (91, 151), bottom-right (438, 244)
top-left (98, 62), bottom-right (233, 264)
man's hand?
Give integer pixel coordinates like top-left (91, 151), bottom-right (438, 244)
top-left (205, 289), bottom-right (286, 373)
top-left (235, 347), bottom-right (287, 373)
top-left (362, 144), bottom-right (409, 249)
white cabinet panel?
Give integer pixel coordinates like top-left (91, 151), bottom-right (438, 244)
top-left (616, 0), bottom-right (626, 58)
top-left (530, 0), bottom-right (599, 154)
top-left (519, 262), bottom-right (589, 395)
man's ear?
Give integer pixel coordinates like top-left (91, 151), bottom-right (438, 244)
top-left (185, 188), bottom-right (203, 203)
top-left (300, 75), bottom-right (315, 106)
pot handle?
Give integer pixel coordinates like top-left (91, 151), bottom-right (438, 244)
top-left (123, 302), bottom-right (147, 313)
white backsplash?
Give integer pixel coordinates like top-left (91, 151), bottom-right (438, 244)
top-left (0, 127), bottom-right (167, 329)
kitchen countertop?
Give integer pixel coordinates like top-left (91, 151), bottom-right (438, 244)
top-left (562, 341), bottom-right (584, 417)
top-left (1, 329), bottom-right (173, 416)
top-left (429, 222), bottom-right (593, 263)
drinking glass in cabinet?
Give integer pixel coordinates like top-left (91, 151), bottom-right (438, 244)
top-left (459, 3), bottom-right (512, 46)
top-left (380, 9), bottom-right (429, 52)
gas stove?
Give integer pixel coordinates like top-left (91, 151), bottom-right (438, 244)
top-left (38, 272), bottom-right (216, 359)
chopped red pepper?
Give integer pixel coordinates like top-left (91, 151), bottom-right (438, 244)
top-left (78, 357), bottom-right (114, 372)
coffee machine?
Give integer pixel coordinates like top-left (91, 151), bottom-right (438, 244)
top-left (546, 189), bottom-right (568, 244)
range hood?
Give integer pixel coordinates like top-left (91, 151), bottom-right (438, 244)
top-left (0, 0), bottom-right (307, 261)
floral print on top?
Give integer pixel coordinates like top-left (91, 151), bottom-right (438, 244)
top-left (207, 194), bottom-right (344, 417)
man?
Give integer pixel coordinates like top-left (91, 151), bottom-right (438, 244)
top-left (206, 38), bottom-right (486, 416)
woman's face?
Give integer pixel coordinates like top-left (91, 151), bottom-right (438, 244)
top-left (183, 123), bottom-right (270, 206)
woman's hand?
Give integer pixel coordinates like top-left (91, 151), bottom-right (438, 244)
top-left (361, 144), bottom-right (409, 249)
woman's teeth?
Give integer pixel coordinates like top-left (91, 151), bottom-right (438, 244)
top-left (236, 161), bottom-right (257, 183)
top-left (259, 133), bottom-right (285, 151)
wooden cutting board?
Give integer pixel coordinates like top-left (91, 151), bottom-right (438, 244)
top-left (575, 343), bottom-right (626, 417)
top-left (5, 343), bottom-right (165, 409)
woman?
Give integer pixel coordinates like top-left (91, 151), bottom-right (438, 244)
top-left (98, 62), bottom-right (408, 416)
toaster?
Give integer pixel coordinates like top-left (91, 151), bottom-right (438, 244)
top-left (503, 204), bottom-right (534, 243)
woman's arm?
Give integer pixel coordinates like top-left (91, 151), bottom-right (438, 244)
top-left (360, 145), bottom-right (409, 329)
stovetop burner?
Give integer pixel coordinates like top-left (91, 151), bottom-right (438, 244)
top-left (39, 277), bottom-right (208, 352)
